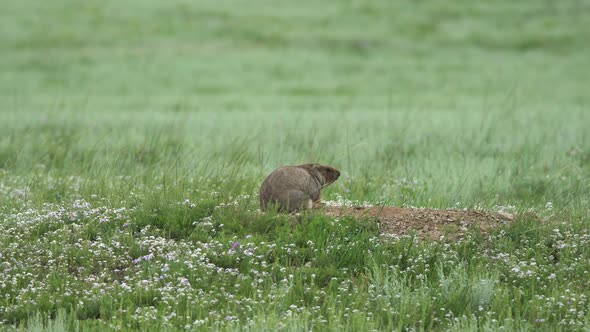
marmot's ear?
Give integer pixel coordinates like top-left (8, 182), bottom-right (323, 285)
top-left (311, 163), bottom-right (321, 169)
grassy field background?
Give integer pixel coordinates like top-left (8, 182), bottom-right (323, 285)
top-left (1, 0), bottom-right (590, 330)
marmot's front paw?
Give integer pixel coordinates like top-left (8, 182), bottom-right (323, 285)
top-left (312, 201), bottom-right (325, 209)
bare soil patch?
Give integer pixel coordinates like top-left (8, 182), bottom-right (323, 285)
top-left (323, 206), bottom-right (516, 240)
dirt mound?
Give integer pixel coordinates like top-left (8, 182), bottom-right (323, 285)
top-left (323, 206), bottom-right (515, 240)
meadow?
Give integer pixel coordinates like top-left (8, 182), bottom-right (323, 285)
top-left (1, 0), bottom-right (590, 330)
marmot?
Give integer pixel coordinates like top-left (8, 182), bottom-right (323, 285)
top-left (259, 163), bottom-right (340, 212)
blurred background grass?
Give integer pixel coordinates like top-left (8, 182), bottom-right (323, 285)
top-left (1, 0), bottom-right (589, 209)
top-left (3, 0), bottom-right (590, 107)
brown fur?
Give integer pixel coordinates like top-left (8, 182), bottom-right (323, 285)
top-left (259, 163), bottom-right (340, 212)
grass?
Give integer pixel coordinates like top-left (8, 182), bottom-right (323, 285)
top-left (1, 0), bottom-right (590, 330)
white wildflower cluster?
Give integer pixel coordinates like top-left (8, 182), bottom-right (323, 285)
top-left (393, 177), bottom-right (425, 200)
top-left (493, 205), bottom-right (517, 214)
top-left (0, 180), bottom-right (29, 200)
top-left (0, 197), bottom-right (348, 329)
top-left (323, 194), bottom-right (374, 208)
top-left (484, 223), bottom-right (590, 326)
top-left (212, 194), bottom-right (253, 211)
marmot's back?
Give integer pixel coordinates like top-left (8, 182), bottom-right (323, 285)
top-left (260, 164), bottom-right (340, 212)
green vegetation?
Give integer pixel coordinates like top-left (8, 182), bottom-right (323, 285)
top-left (1, 0), bottom-right (589, 330)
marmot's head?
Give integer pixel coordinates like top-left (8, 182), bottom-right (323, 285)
top-left (302, 163), bottom-right (340, 186)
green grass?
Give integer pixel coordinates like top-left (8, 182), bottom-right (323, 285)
top-left (1, 0), bottom-right (590, 330)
